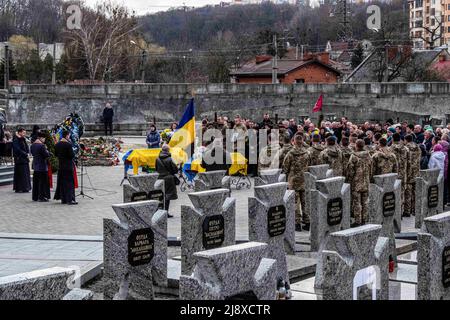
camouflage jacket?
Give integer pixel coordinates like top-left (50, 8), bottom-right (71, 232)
top-left (276, 143), bottom-right (293, 168)
top-left (341, 146), bottom-right (353, 177)
top-left (405, 142), bottom-right (421, 183)
top-left (389, 142), bottom-right (409, 183)
top-left (319, 145), bottom-right (344, 176)
top-left (346, 150), bottom-right (373, 192)
top-left (282, 146), bottom-right (311, 190)
top-left (308, 144), bottom-right (325, 166)
top-left (371, 147), bottom-right (399, 177)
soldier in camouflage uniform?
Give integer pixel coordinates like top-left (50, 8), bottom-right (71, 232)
top-left (282, 133), bottom-right (311, 231)
top-left (389, 133), bottom-right (409, 216)
top-left (404, 134), bottom-right (421, 217)
top-left (258, 132), bottom-right (281, 173)
top-left (275, 134), bottom-right (293, 168)
top-left (346, 139), bottom-right (372, 226)
top-left (340, 136), bottom-right (353, 178)
top-left (319, 136), bottom-right (344, 176)
top-left (371, 138), bottom-right (398, 178)
top-left (307, 134), bottom-right (325, 166)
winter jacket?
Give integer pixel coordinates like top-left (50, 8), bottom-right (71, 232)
top-left (155, 151), bottom-right (178, 200)
top-left (346, 150), bottom-right (372, 192)
top-left (30, 142), bottom-right (50, 172)
top-left (12, 135), bottom-right (30, 165)
top-left (319, 145), bottom-right (344, 176)
top-left (102, 107), bottom-right (114, 122)
top-left (282, 145), bottom-right (311, 191)
top-left (428, 151), bottom-right (446, 177)
top-left (146, 131), bottom-right (161, 149)
top-left (439, 140), bottom-right (449, 180)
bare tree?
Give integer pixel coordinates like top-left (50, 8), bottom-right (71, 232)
top-left (417, 15), bottom-right (443, 49)
top-left (64, 1), bottom-right (138, 81)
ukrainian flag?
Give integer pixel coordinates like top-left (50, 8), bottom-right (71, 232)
top-left (169, 98), bottom-right (195, 151)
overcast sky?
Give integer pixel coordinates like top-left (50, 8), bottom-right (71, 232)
top-left (83, 0), bottom-right (226, 15)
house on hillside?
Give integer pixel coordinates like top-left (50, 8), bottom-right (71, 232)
top-left (229, 52), bottom-right (342, 84)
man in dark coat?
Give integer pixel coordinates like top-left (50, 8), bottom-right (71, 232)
top-left (102, 103), bottom-right (114, 136)
top-left (54, 130), bottom-right (77, 205)
top-left (155, 144), bottom-right (178, 218)
top-left (201, 138), bottom-right (232, 173)
top-left (12, 128), bottom-right (31, 193)
top-left (30, 132), bottom-right (51, 202)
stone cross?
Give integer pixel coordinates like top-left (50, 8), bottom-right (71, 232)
top-left (248, 182), bottom-right (295, 284)
top-left (194, 170), bottom-right (231, 192)
top-left (304, 165), bottom-right (333, 225)
top-left (0, 267), bottom-right (93, 300)
top-left (123, 174), bottom-right (165, 210)
top-left (418, 211), bottom-right (450, 300)
top-left (368, 173), bottom-right (401, 265)
top-left (179, 242), bottom-right (277, 300)
top-left (415, 168), bottom-right (444, 229)
top-left (103, 200), bottom-right (167, 300)
top-left (254, 169), bottom-right (286, 187)
top-left (181, 189), bottom-right (236, 275)
top-left (311, 176), bottom-right (351, 252)
top-left (320, 224), bottom-right (390, 300)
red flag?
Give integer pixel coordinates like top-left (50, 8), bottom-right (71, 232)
top-left (312, 94), bottom-right (323, 113)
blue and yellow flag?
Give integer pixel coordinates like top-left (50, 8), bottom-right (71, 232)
top-left (169, 98), bottom-right (195, 151)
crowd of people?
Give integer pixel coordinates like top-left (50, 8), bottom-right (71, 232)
top-left (188, 113), bottom-right (450, 232)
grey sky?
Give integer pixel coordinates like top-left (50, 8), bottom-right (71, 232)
top-left (84, 0), bottom-right (226, 15)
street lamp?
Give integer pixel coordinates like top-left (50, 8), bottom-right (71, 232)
top-left (130, 40), bottom-right (147, 83)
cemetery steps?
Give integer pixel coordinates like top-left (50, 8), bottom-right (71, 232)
top-left (0, 165), bottom-right (14, 186)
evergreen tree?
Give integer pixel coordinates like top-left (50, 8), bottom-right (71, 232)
top-left (351, 43), bottom-right (365, 70)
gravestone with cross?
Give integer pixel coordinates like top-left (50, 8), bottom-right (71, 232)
top-left (312, 177), bottom-right (351, 289)
top-left (304, 165), bottom-right (334, 226)
top-left (103, 200), bottom-right (167, 300)
top-left (254, 169), bottom-right (286, 187)
top-left (194, 170), bottom-right (231, 193)
top-left (123, 174), bottom-right (165, 210)
top-left (248, 182), bottom-right (295, 283)
top-left (368, 173), bottom-right (401, 265)
top-left (179, 242), bottom-right (277, 300)
top-left (181, 188), bottom-right (236, 275)
top-left (320, 224), bottom-right (390, 300)
top-left (415, 168), bottom-right (444, 229)
top-left (418, 211), bottom-right (450, 300)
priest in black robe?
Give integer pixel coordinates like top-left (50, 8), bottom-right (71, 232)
top-left (30, 132), bottom-right (51, 202)
top-left (54, 130), bottom-right (78, 205)
top-left (12, 128), bottom-right (31, 193)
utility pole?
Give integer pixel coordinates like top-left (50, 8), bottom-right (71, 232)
top-left (3, 43), bottom-right (9, 90)
top-left (52, 43), bottom-right (56, 85)
top-left (141, 50), bottom-right (147, 83)
top-left (272, 34), bottom-right (278, 84)
top-left (384, 43), bottom-right (389, 82)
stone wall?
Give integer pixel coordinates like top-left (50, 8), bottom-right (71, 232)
top-left (4, 83), bottom-right (450, 126)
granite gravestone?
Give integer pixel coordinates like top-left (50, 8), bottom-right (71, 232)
top-left (194, 170), bottom-right (231, 193)
top-left (0, 267), bottom-right (93, 300)
top-left (123, 174), bottom-right (165, 210)
top-left (103, 201), bottom-right (167, 300)
top-left (415, 168), bottom-right (444, 229)
top-left (254, 169), bottom-right (287, 187)
top-left (248, 182), bottom-right (295, 283)
top-left (312, 177), bottom-right (351, 289)
top-left (418, 212), bottom-right (450, 300)
top-left (320, 225), bottom-right (390, 300)
top-left (179, 242), bottom-right (277, 300)
top-left (304, 165), bottom-right (334, 227)
top-left (310, 176), bottom-right (351, 252)
top-left (368, 173), bottom-right (401, 265)
top-left (181, 189), bottom-right (236, 275)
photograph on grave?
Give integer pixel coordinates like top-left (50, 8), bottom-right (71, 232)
top-left (181, 189), bottom-right (236, 275)
top-left (103, 201), bottom-right (167, 300)
top-left (248, 182), bottom-right (295, 284)
top-left (368, 173), bottom-right (401, 265)
top-left (179, 242), bottom-right (277, 300)
top-left (254, 169), bottom-right (286, 187)
top-left (415, 169), bottom-right (444, 229)
top-left (418, 212), bottom-right (450, 300)
top-left (123, 174), bottom-right (165, 210)
top-left (320, 225), bottom-right (390, 300)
